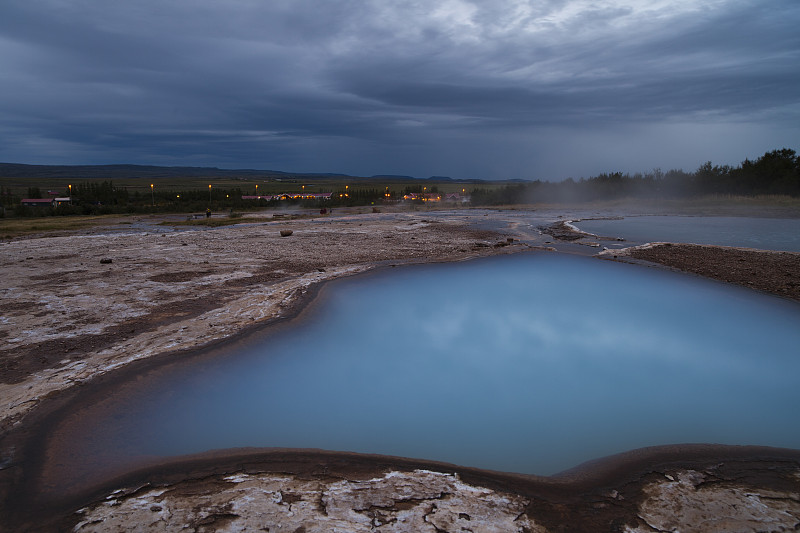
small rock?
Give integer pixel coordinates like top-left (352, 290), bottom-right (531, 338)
top-left (280, 230), bottom-right (293, 237)
top-left (100, 258), bottom-right (113, 264)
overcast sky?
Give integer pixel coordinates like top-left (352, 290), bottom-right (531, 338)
top-left (1, 0), bottom-right (798, 180)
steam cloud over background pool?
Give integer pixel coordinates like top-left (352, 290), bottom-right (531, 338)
top-left (574, 216), bottom-right (800, 251)
top-left (56, 253), bottom-right (800, 478)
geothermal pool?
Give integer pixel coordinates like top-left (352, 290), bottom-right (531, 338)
top-left (574, 216), bottom-right (800, 251)
top-left (52, 253), bottom-right (800, 478)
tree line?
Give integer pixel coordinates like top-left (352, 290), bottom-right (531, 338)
top-left (2, 182), bottom-right (401, 217)
top-left (471, 148), bottom-right (800, 205)
top-left (2, 147), bottom-right (797, 216)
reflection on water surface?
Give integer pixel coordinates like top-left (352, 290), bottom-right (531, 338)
top-left (55, 253), bottom-right (800, 477)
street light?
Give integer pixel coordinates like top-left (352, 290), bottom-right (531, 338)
top-left (209, 184), bottom-right (212, 203)
top-left (150, 183), bottom-right (154, 206)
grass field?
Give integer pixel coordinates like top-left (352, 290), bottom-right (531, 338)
top-left (0, 214), bottom-right (136, 239)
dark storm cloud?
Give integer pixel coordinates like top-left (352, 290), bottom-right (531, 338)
top-left (329, 2), bottom-right (800, 122)
top-left (0, 0), bottom-right (798, 178)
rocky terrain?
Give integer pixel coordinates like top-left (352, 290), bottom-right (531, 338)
top-left (25, 447), bottom-right (800, 532)
top-left (606, 243), bottom-right (800, 302)
top-left (71, 466), bottom-right (800, 533)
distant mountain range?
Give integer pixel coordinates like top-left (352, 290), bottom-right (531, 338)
top-left (0, 163), bottom-right (495, 183)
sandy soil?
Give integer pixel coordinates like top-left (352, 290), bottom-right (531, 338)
top-left (605, 243), bottom-right (800, 302)
top-left (2, 207), bottom-right (800, 532)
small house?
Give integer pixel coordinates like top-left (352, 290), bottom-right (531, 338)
top-left (21, 198), bottom-right (55, 207)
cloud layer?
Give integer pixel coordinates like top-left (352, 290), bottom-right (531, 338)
top-left (1, 0), bottom-right (798, 179)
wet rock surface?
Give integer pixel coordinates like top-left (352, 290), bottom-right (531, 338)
top-left (625, 468), bottom-right (800, 533)
top-left (537, 220), bottom-right (592, 241)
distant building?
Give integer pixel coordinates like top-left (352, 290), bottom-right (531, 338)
top-left (403, 193), bottom-right (442, 202)
top-left (242, 193), bottom-right (332, 201)
top-left (445, 193), bottom-right (470, 204)
top-left (21, 198), bottom-right (54, 207)
top-left (54, 197), bottom-right (72, 206)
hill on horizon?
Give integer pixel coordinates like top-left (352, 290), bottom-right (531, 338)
top-left (0, 162), bottom-right (490, 183)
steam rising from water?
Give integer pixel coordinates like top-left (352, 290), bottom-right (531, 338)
top-left (56, 254), bottom-right (800, 477)
top-left (575, 216), bottom-right (800, 252)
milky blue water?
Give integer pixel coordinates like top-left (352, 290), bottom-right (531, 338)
top-left (574, 216), bottom-right (800, 251)
top-left (63, 253), bottom-right (800, 476)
